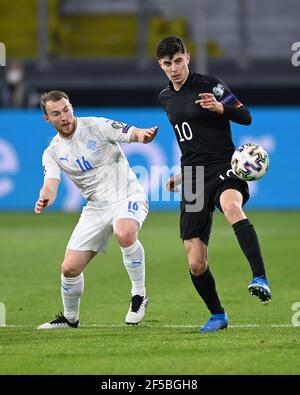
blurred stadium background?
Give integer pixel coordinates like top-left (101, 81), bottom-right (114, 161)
top-left (0, 0), bottom-right (300, 211)
top-left (1, 0), bottom-right (300, 376)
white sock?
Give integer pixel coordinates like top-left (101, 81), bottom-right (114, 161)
top-left (121, 240), bottom-right (145, 297)
top-left (61, 273), bottom-right (84, 322)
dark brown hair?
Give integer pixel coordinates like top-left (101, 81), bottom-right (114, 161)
top-left (40, 90), bottom-right (70, 114)
top-left (156, 36), bottom-right (187, 60)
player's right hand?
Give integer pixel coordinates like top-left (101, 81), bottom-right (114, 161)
top-left (164, 175), bottom-right (181, 192)
top-left (142, 126), bottom-right (159, 143)
top-left (34, 197), bottom-right (50, 214)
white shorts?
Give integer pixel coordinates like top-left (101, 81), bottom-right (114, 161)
top-left (67, 194), bottom-right (148, 254)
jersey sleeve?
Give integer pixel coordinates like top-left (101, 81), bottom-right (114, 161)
top-left (42, 149), bottom-right (61, 181)
top-left (97, 118), bottom-right (135, 143)
top-left (210, 77), bottom-right (242, 107)
top-left (211, 76), bottom-right (252, 125)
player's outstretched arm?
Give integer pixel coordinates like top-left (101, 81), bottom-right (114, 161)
top-left (34, 178), bottom-right (59, 214)
top-left (130, 126), bottom-right (158, 144)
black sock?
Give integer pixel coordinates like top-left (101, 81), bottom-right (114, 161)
top-left (232, 218), bottom-right (266, 279)
top-left (190, 267), bottom-right (224, 315)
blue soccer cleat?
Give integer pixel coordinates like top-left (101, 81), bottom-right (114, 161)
top-left (199, 312), bottom-right (229, 333)
top-left (248, 276), bottom-right (272, 304)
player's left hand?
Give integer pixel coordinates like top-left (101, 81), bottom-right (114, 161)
top-left (34, 197), bottom-right (50, 214)
top-left (141, 126), bottom-right (159, 143)
top-left (195, 93), bottom-right (224, 114)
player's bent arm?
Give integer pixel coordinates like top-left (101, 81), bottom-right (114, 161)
top-left (34, 178), bottom-right (60, 214)
top-left (195, 93), bottom-right (252, 125)
top-left (222, 104), bottom-right (252, 125)
top-left (130, 126), bottom-right (158, 144)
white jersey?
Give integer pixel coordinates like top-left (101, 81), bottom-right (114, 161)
top-left (42, 116), bottom-right (146, 206)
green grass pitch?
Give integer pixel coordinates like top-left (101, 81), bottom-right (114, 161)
top-left (0, 211), bottom-right (300, 374)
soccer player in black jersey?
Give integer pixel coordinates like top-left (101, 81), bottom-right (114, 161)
top-left (156, 36), bottom-right (271, 332)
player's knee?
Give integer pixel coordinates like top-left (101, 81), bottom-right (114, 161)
top-left (222, 201), bottom-right (243, 221)
top-left (189, 259), bottom-right (207, 276)
top-left (61, 262), bottom-right (81, 277)
top-left (114, 229), bottom-right (137, 247)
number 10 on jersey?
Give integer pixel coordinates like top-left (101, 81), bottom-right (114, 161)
top-left (175, 122), bottom-right (193, 142)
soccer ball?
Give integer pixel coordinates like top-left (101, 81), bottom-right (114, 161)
top-left (231, 143), bottom-right (269, 181)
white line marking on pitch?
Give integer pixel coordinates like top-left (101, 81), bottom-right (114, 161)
top-left (1, 323), bottom-right (297, 328)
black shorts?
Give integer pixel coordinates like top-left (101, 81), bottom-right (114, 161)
top-left (180, 162), bottom-right (249, 245)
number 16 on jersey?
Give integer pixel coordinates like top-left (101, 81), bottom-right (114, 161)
top-left (128, 201), bottom-right (139, 214)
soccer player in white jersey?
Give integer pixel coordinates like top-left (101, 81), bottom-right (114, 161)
top-left (35, 90), bottom-right (158, 329)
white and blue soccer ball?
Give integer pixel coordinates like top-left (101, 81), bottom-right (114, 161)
top-left (231, 143), bottom-right (269, 181)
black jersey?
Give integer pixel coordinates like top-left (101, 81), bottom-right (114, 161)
top-left (158, 72), bottom-right (252, 166)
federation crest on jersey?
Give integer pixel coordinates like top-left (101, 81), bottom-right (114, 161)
top-left (87, 140), bottom-right (97, 150)
top-left (111, 121), bottom-right (124, 129)
top-left (212, 84), bottom-right (225, 98)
